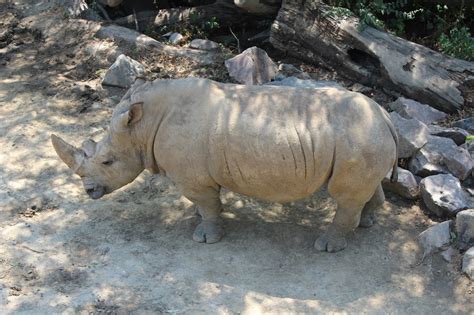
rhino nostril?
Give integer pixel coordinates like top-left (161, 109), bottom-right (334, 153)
top-left (86, 188), bottom-right (94, 194)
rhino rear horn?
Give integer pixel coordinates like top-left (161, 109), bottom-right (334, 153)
top-left (51, 134), bottom-right (82, 171)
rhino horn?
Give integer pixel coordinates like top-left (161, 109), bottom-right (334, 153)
top-left (51, 134), bottom-right (83, 171)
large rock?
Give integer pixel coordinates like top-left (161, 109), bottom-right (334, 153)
top-left (462, 247), bottom-right (474, 279)
top-left (409, 136), bottom-right (472, 180)
top-left (390, 112), bottom-right (429, 158)
top-left (456, 209), bottom-right (474, 247)
top-left (225, 46), bottom-right (278, 85)
top-left (418, 220), bottom-right (452, 256)
top-left (428, 125), bottom-right (469, 146)
top-left (420, 174), bottom-right (472, 217)
top-left (382, 167), bottom-right (419, 199)
top-left (189, 39), bottom-right (219, 51)
top-left (102, 54), bottom-right (145, 88)
top-left (266, 77), bottom-right (343, 89)
top-left (452, 117), bottom-right (474, 134)
top-left (389, 97), bottom-right (447, 124)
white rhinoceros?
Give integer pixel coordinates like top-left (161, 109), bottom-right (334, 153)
top-left (51, 78), bottom-right (398, 252)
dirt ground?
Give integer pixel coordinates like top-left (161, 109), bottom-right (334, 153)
top-left (0, 1), bottom-right (473, 314)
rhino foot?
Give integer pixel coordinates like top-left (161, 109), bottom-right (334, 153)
top-left (193, 220), bottom-right (224, 244)
top-left (358, 213), bottom-right (375, 228)
top-left (314, 232), bottom-right (347, 252)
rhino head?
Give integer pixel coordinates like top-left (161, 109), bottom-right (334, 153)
top-left (51, 102), bottom-right (146, 199)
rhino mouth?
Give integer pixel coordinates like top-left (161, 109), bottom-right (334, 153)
top-left (85, 186), bottom-right (106, 199)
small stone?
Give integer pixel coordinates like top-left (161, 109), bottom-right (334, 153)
top-left (382, 167), bottom-right (419, 200)
top-left (266, 77), bottom-right (344, 89)
top-left (428, 125), bottom-right (469, 146)
top-left (389, 97), bottom-right (447, 124)
top-left (418, 220), bottom-right (452, 256)
top-left (456, 209), bottom-right (474, 247)
top-left (102, 54), bottom-right (145, 88)
top-left (225, 46), bottom-right (278, 85)
top-left (420, 174), bottom-right (471, 217)
top-left (440, 247), bottom-right (457, 263)
top-left (462, 247), bottom-right (474, 279)
top-left (189, 39), bottom-right (219, 51)
top-left (349, 83), bottom-right (372, 94)
top-left (169, 33), bottom-right (184, 45)
top-left (409, 136), bottom-right (472, 180)
top-left (277, 64), bottom-right (311, 79)
top-left (98, 0), bottom-right (123, 7)
top-left (390, 112), bottom-right (430, 158)
top-left (408, 141), bottom-right (448, 177)
top-left (452, 117), bottom-right (474, 134)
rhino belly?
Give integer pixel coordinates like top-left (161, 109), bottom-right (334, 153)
top-left (208, 119), bottom-right (334, 203)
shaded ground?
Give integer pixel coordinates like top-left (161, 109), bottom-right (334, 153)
top-left (0, 2), bottom-right (472, 314)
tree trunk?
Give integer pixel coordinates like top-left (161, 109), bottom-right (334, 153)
top-left (270, 0), bottom-right (474, 113)
top-left (114, 0), bottom-right (255, 31)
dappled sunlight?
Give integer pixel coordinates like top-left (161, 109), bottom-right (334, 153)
top-left (1, 6), bottom-right (471, 312)
top-left (391, 274), bottom-right (426, 297)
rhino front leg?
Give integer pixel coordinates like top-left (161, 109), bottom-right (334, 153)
top-left (182, 186), bottom-right (224, 244)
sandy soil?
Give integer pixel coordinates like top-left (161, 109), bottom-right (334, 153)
top-left (0, 2), bottom-right (472, 314)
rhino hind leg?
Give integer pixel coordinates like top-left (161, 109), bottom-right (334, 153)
top-left (359, 184), bottom-right (385, 228)
top-left (182, 186), bottom-right (224, 244)
top-left (314, 203), bottom-right (364, 252)
top-left (315, 168), bottom-right (383, 252)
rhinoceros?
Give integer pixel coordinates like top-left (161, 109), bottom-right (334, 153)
top-left (51, 78), bottom-right (398, 252)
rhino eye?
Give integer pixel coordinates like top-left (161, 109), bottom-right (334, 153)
top-left (102, 160), bottom-right (113, 166)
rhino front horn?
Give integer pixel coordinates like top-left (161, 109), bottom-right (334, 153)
top-left (51, 134), bottom-right (82, 171)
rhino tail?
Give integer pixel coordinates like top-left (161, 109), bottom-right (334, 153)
top-left (381, 109), bottom-right (398, 183)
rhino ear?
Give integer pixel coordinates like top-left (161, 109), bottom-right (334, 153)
top-left (117, 102), bottom-right (144, 129)
top-left (51, 134), bottom-right (83, 170)
top-left (82, 139), bottom-right (97, 157)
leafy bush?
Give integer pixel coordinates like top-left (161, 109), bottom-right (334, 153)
top-left (438, 27), bottom-right (474, 61)
top-left (326, 0), bottom-right (473, 61)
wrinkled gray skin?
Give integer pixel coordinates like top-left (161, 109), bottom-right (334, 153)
top-left (52, 78), bottom-right (398, 252)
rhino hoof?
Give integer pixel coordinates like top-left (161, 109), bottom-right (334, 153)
top-left (193, 220), bottom-right (224, 244)
top-left (314, 233), bottom-right (347, 252)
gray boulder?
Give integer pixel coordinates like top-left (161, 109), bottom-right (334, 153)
top-left (225, 46), bottom-right (278, 85)
top-left (390, 112), bottom-right (430, 158)
top-left (189, 39), bottom-right (219, 51)
top-left (409, 136), bottom-right (472, 180)
top-left (389, 97), bottom-right (447, 124)
top-left (456, 209), bottom-right (474, 247)
top-left (266, 77), bottom-right (344, 89)
top-left (102, 54), bottom-right (145, 88)
top-left (420, 174), bottom-right (471, 217)
top-left (452, 117), bottom-right (474, 134)
top-left (418, 220), bottom-right (452, 256)
top-left (428, 125), bottom-right (469, 146)
top-left (382, 167), bottom-right (419, 199)
top-left (462, 247), bottom-right (474, 279)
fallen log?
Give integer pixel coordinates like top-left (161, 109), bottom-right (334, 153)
top-left (270, 0), bottom-right (474, 113)
top-left (113, 0), bottom-right (255, 31)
